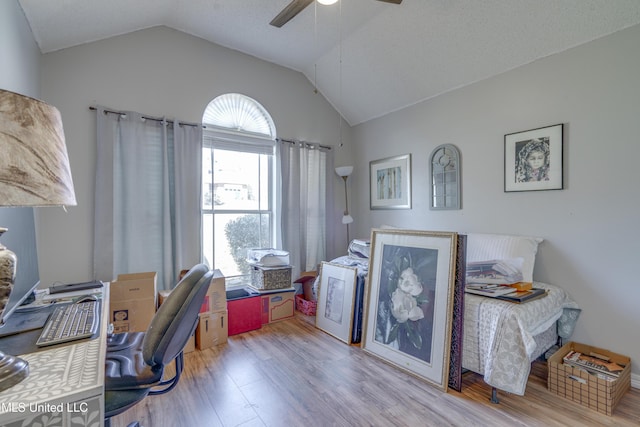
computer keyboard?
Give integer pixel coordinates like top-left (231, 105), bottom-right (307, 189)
top-left (36, 301), bottom-right (99, 347)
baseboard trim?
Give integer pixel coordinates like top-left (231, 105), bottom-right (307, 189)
top-left (632, 373), bottom-right (639, 389)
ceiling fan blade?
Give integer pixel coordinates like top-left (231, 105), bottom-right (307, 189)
top-left (270, 0), bottom-right (315, 28)
top-left (376, 0), bottom-right (402, 4)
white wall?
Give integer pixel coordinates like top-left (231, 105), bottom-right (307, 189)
top-left (38, 26), bottom-right (352, 286)
top-left (0, 0), bottom-right (43, 284)
top-left (351, 24), bottom-right (640, 377)
top-left (0, 0), bottom-right (40, 97)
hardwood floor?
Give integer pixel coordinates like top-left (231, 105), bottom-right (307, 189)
top-left (112, 313), bottom-right (640, 427)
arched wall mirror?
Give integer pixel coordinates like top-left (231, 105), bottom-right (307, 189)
top-left (429, 144), bottom-right (461, 210)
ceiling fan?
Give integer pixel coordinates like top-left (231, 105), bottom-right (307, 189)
top-left (270, 0), bottom-right (402, 28)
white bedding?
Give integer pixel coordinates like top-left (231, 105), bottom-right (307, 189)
top-left (462, 282), bottom-right (580, 395)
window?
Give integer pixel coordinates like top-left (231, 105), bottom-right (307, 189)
top-left (202, 94), bottom-right (276, 285)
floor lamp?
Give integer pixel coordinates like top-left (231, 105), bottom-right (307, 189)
top-left (0, 89), bottom-right (77, 391)
top-left (335, 166), bottom-right (353, 245)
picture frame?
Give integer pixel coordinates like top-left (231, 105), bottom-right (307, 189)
top-left (316, 262), bottom-right (358, 344)
top-left (447, 233), bottom-right (466, 392)
top-left (362, 229), bottom-right (458, 391)
top-left (370, 154), bottom-right (411, 209)
top-left (504, 123), bottom-right (564, 192)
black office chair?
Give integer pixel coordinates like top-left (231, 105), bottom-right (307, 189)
top-left (104, 264), bottom-right (212, 427)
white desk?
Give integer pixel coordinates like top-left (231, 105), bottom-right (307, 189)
top-left (0, 285), bottom-right (109, 427)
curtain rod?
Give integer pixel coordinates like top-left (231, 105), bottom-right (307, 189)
top-left (277, 137), bottom-right (332, 151)
top-left (90, 107), bottom-right (331, 149)
top-left (89, 106), bottom-right (201, 128)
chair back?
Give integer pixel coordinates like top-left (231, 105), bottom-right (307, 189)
top-left (142, 264), bottom-right (212, 366)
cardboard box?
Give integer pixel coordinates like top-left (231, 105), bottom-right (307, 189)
top-left (260, 289), bottom-right (295, 324)
top-left (294, 271), bottom-right (317, 302)
top-left (548, 341), bottom-right (631, 416)
top-left (158, 289), bottom-right (171, 307)
top-left (110, 272), bottom-right (157, 333)
top-left (207, 269), bottom-right (227, 313)
top-left (183, 334), bottom-right (196, 353)
top-left (159, 269), bottom-right (225, 314)
top-left (227, 289), bottom-right (262, 336)
top-left (195, 310), bottom-right (228, 350)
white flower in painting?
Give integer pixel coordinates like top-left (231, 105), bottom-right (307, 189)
top-left (390, 288), bottom-right (424, 323)
top-left (397, 267), bottom-right (423, 296)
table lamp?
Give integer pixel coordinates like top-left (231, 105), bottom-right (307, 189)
top-left (0, 88), bottom-right (76, 391)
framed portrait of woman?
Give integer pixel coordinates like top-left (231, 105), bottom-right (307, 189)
top-left (361, 229), bottom-right (458, 391)
top-left (504, 123), bottom-right (563, 192)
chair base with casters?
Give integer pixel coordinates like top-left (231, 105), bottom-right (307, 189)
top-left (103, 264), bottom-right (212, 427)
top-left (104, 389), bottom-right (149, 427)
top-left (104, 332), bottom-right (186, 426)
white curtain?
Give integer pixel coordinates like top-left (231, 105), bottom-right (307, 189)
top-left (94, 107), bottom-right (202, 290)
top-left (279, 141), bottom-right (334, 277)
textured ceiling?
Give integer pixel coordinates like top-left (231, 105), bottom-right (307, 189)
top-left (19, 0), bottom-right (640, 125)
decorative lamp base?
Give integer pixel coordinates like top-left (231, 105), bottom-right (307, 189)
top-left (0, 228), bottom-right (28, 391)
top-left (0, 351), bottom-right (29, 392)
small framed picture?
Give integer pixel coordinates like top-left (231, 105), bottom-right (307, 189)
top-left (315, 262), bottom-right (358, 344)
top-left (504, 123), bottom-right (563, 192)
top-left (370, 154), bottom-right (411, 209)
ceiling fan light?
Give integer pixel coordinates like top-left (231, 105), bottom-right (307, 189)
top-left (317, 0), bottom-right (339, 5)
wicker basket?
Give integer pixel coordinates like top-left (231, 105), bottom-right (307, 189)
top-left (250, 265), bottom-right (292, 290)
top-left (295, 294), bottom-right (317, 316)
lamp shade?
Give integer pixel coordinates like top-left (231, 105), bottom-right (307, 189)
top-left (317, 0), bottom-right (339, 5)
top-left (0, 89), bottom-right (77, 393)
top-left (335, 165), bottom-right (353, 177)
top-left (341, 214), bottom-right (353, 225)
top-left (0, 89), bottom-right (76, 207)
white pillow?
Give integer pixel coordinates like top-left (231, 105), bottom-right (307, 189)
top-left (465, 233), bottom-right (543, 283)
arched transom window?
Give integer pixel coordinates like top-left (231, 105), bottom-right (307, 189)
top-left (203, 93), bottom-right (276, 138)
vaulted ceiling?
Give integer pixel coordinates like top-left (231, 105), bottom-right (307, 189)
top-left (19, 0), bottom-right (640, 125)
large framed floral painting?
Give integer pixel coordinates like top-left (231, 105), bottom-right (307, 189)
top-left (362, 229), bottom-right (458, 391)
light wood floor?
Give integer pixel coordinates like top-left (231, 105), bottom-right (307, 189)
top-left (112, 313), bottom-right (640, 427)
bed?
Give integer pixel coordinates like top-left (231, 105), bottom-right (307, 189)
top-left (462, 281), bottom-right (580, 396)
top-left (462, 232), bottom-right (581, 397)
top-left (327, 232), bottom-right (581, 398)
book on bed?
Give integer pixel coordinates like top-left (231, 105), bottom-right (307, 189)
top-left (464, 284), bottom-right (518, 297)
top-left (495, 287), bottom-right (547, 304)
